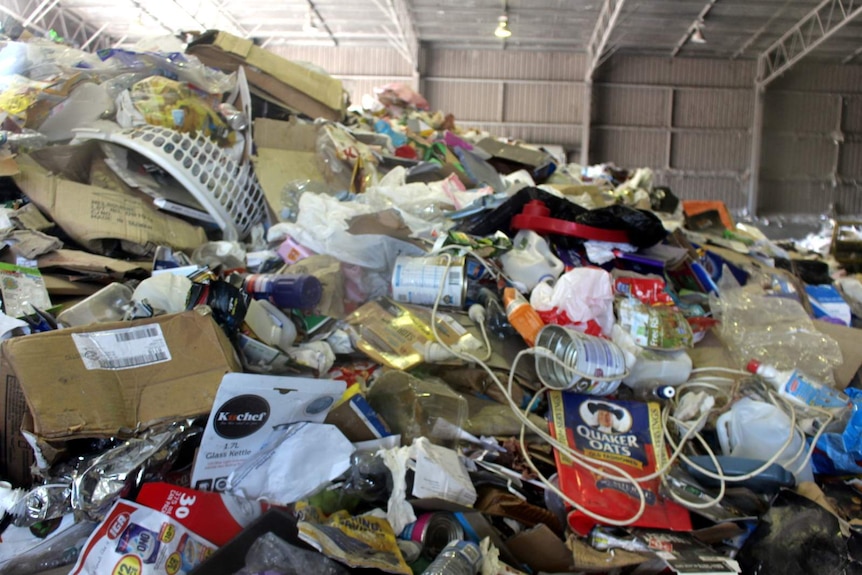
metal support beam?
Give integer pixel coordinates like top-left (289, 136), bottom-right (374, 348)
top-left (585, 0), bottom-right (626, 80)
top-left (304, 0), bottom-right (338, 46)
top-left (671, 0), bottom-right (718, 58)
top-left (583, 0), bottom-right (625, 169)
top-left (748, 60), bottom-right (766, 217)
top-left (580, 80), bottom-right (592, 166)
top-left (732, 0), bottom-right (794, 59)
top-left (12, 0), bottom-right (118, 50)
top-left (80, 22), bottom-right (108, 50)
top-left (758, 0), bottom-right (862, 88)
top-left (842, 44), bottom-right (862, 64)
top-left (369, 0), bottom-right (419, 71)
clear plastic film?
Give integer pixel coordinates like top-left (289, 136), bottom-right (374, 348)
top-left (715, 284), bottom-right (843, 384)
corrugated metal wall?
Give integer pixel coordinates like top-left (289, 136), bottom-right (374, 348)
top-left (268, 46), bottom-right (862, 216)
top-left (593, 55), bottom-right (756, 211)
top-left (760, 63), bottom-right (862, 216)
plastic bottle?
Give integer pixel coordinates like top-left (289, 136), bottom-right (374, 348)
top-left (503, 287), bottom-right (544, 347)
top-left (499, 230), bottom-right (564, 292)
top-left (746, 359), bottom-right (851, 410)
top-left (56, 283), bottom-right (134, 327)
top-left (243, 274), bottom-right (322, 310)
top-left (477, 287), bottom-right (516, 339)
top-left (421, 540), bottom-right (482, 575)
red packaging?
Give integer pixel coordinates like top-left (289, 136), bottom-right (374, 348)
top-left (612, 274), bottom-right (674, 306)
top-left (546, 391), bottom-right (692, 536)
top-left (136, 482), bottom-right (269, 546)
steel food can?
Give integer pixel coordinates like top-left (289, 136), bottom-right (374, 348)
top-left (391, 255), bottom-right (467, 308)
top-left (399, 511), bottom-right (465, 560)
top-left (535, 325), bottom-right (627, 395)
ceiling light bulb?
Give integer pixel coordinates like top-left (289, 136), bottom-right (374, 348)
top-left (495, 15), bottom-right (512, 39)
top-left (690, 25), bottom-right (706, 44)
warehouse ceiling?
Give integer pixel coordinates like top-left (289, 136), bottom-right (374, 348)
top-left (0, 0), bottom-right (860, 65)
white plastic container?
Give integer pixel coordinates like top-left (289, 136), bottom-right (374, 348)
top-left (612, 324), bottom-right (692, 389)
top-left (499, 230), bottom-right (564, 292)
top-left (56, 283), bottom-right (134, 328)
top-left (716, 397), bottom-right (814, 482)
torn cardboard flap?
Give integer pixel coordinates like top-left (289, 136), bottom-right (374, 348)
top-left (187, 31), bottom-right (344, 121)
top-left (3, 311), bottom-right (241, 440)
top-left (13, 154), bottom-right (208, 255)
top-left (36, 249), bottom-right (151, 280)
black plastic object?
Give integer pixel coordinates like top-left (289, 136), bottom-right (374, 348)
top-left (458, 187), bottom-right (586, 237)
top-left (774, 257), bottom-right (833, 286)
top-left (576, 204), bottom-right (667, 248)
top-left (737, 489), bottom-right (862, 575)
top-left (682, 456), bottom-right (796, 494)
top-left (190, 508), bottom-right (307, 575)
top-left (206, 280), bottom-right (250, 338)
top-left (511, 200), bottom-right (631, 243)
top-left (651, 186), bottom-right (680, 214)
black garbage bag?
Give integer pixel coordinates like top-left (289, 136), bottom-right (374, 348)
top-left (576, 204), bottom-right (667, 248)
top-left (457, 187), bottom-right (587, 237)
top-left (737, 490), bottom-right (862, 575)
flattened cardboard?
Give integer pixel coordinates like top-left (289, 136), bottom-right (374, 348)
top-left (0, 351), bottom-right (35, 487)
top-left (187, 31), bottom-right (344, 121)
top-left (251, 118), bottom-right (326, 215)
top-left (815, 319), bottom-right (862, 389)
top-left (13, 155), bottom-right (207, 254)
top-left (507, 524), bottom-right (573, 573)
top-left (36, 249), bottom-right (150, 280)
top-left (2, 311), bottom-right (241, 440)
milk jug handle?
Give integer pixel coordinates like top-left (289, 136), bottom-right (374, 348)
top-left (715, 411), bottom-right (734, 455)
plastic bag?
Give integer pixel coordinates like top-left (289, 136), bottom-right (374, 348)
top-left (716, 284), bottom-right (843, 384)
top-left (129, 76), bottom-right (234, 146)
top-left (575, 204), bottom-right (667, 248)
top-left (366, 371), bottom-right (468, 447)
top-left (530, 267), bottom-right (615, 336)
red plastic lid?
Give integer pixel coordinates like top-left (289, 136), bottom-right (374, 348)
top-left (510, 200), bottom-right (631, 243)
top-left (746, 359), bottom-right (761, 374)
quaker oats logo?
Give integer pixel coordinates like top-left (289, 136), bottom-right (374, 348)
top-left (580, 401), bottom-right (633, 434)
top-left (213, 395), bottom-right (270, 439)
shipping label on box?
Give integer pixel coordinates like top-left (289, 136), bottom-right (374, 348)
top-left (190, 373), bottom-right (345, 492)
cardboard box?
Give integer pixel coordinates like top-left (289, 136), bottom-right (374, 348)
top-left (187, 31), bottom-right (345, 121)
top-left (2, 311), bottom-right (241, 441)
top-left (0, 352), bottom-right (35, 487)
top-left (251, 118), bottom-right (325, 215)
top-left (13, 150), bottom-right (207, 255)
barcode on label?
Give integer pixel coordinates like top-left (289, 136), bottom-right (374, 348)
top-left (98, 350), bottom-right (170, 369)
top-left (113, 327), bottom-right (160, 342)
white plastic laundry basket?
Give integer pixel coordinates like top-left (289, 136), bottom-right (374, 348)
top-left (76, 124), bottom-right (269, 241)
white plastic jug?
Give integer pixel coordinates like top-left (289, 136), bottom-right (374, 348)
top-left (715, 397), bottom-right (814, 483)
top-left (500, 230), bottom-right (564, 292)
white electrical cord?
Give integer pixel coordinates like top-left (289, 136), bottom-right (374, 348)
top-left (424, 244), bottom-right (833, 523)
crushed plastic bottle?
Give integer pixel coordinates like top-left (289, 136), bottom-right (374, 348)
top-left (421, 540), bottom-right (482, 575)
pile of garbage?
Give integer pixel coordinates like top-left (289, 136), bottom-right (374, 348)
top-left (2, 30), bottom-right (862, 575)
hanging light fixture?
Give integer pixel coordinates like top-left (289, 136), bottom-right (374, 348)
top-left (494, 14), bottom-right (512, 39)
top-left (690, 22), bottom-right (706, 44)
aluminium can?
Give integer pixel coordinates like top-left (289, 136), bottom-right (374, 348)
top-left (399, 511), bottom-right (465, 560)
top-left (391, 255), bottom-right (467, 308)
